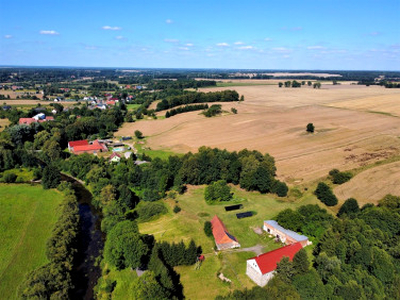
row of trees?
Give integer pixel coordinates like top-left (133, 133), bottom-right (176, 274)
top-left (21, 184), bottom-right (80, 299)
top-left (156, 90), bottom-right (239, 111)
top-left (165, 104), bottom-right (209, 118)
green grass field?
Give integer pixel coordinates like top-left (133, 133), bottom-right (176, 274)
top-left (0, 184), bottom-right (62, 299)
top-left (126, 103), bottom-right (141, 111)
top-left (136, 185), bottom-right (319, 298)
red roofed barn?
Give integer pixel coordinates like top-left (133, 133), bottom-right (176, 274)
top-left (246, 242), bottom-right (302, 286)
top-left (211, 215), bottom-right (240, 250)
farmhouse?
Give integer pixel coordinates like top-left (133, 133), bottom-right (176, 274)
top-left (246, 242), bottom-right (302, 287)
top-left (19, 115), bottom-right (54, 125)
top-left (263, 220), bottom-right (311, 247)
top-left (109, 152), bottom-right (121, 163)
top-left (211, 215), bottom-right (240, 250)
top-left (68, 139), bottom-right (108, 154)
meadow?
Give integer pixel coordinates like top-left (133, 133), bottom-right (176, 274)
top-left (0, 184), bottom-right (62, 299)
top-left (136, 185), bottom-right (319, 299)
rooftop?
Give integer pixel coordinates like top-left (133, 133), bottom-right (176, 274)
top-left (249, 242), bottom-right (302, 275)
top-left (264, 220), bottom-right (308, 242)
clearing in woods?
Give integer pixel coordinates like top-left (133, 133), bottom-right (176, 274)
top-left (0, 184), bottom-right (62, 299)
top-left (117, 81), bottom-right (400, 187)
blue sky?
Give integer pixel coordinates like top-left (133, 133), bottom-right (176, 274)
top-left (1, 0), bottom-right (399, 70)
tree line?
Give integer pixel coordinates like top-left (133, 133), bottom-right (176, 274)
top-left (165, 104), bottom-right (209, 118)
top-left (156, 90), bottom-right (239, 111)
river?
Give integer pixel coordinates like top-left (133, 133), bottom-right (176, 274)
top-left (62, 175), bottom-right (104, 300)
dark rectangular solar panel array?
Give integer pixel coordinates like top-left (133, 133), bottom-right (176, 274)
top-left (224, 204), bottom-right (243, 211)
top-left (236, 211), bottom-right (253, 219)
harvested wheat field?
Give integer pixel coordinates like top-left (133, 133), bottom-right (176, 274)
top-left (118, 82), bottom-right (400, 184)
top-left (334, 161), bottom-right (400, 205)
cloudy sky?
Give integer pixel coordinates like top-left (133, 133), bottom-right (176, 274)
top-left (0, 0), bottom-right (399, 70)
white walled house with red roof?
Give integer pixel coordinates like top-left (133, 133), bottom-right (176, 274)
top-left (246, 242), bottom-right (302, 287)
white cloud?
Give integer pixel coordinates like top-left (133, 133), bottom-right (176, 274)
top-left (102, 26), bottom-right (121, 31)
top-left (166, 19), bottom-right (173, 24)
top-left (85, 46), bottom-right (97, 50)
top-left (238, 46), bottom-right (254, 50)
top-left (264, 37), bottom-right (272, 41)
top-left (186, 43), bottom-right (194, 47)
top-left (40, 30), bottom-right (59, 35)
top-left (307, 45), bottom-right (325, 50)
top-left (234, 41), bottom-right (244, 45)
top-left (164, 38), bottom-right (179, 43)
top-left (217, 42), bottom-right (229, 47)
top-left (272, 47), bottom-right (292, 53)
top-left (115, 36), bottom-right (125, 40)
top-left (4, 35), bottom-right (13, 39)
top-left (179, 47), bottom-right (189, 51)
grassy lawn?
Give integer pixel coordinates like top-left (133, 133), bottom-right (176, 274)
top-left (137, 185), bottom-right (319, 299)
top-left (126, 104), bottom-right (141, 111)
top-left (0, 184), bottom-right (62, 299)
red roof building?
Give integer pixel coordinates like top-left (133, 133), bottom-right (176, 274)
top-left (246, 242), bottom-right (302, 287)
top-left (19, 116), bottom-right (54, 125)
top-left (68, 139), bottom-right (108, 154)
top-left (210, 215), bottom-right (240, 250)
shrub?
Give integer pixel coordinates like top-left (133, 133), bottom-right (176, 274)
top-left (329, 169), bottom-right (353, 184)
top-left (306, 123), bottom-right (315, 133)
top-left (173, 205), bottom-right (181, 214)
top-left (136, 202), bottom-right (167, 222)
top-left (314, 182), bottom-right (338, 206)
top-left (3, 172), bottom-right (17, 183)
top-left (204, 221), bottom-right (213, 237)
top-left (273, 181), bottom-right (289, 197)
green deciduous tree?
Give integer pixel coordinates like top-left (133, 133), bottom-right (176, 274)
top-left (41, 165), bottom-right (61, 189)
top-left (204, 180), bottom-right (232, 203)
top-left (104, 220), bottom-right (148, 270)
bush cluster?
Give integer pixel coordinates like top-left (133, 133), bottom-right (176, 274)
top-left (329, 169), bottom-right (353, 184)
top-left (165, 104), bottom-right (208, 118)
top-left (314, 182), bottom-right (338, 206)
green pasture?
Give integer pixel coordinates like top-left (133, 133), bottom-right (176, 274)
top-left (0, 184), bottom-right (62, 299)
top-left (137, 185), bottom-right (319, 299)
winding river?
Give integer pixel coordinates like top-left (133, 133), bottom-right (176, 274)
top-left (62, 175), bottom-right (104, 300)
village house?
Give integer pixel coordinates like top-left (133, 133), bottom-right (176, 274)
top-left (211, 215), bottom-right (240, 250)
top-left (68, 139), bottom-right (108, 154)
top-left (263, 220), bottom-right (311, 247)
top-left (246, 242), bottom-right (302, 287)
top-left (109, 152), bottom-right (121, 163)
top-left (19, 115), bottom-right (54, 125)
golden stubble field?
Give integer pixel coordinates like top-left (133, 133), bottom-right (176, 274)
top-left (118, 81), bottom-right (400, 198)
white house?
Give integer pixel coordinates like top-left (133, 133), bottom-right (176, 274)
top-left (246, 242), bottom-right (302, 287)
top-left (263, 220), bottom-right (311, 247)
